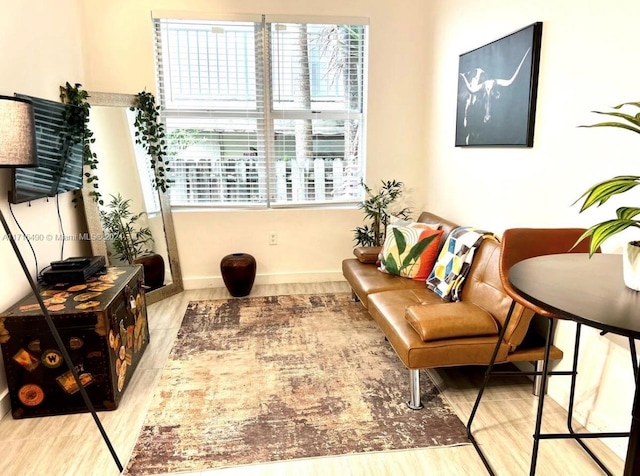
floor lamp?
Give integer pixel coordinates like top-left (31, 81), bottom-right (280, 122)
top-left (0, 95), bottom-right (122, 472)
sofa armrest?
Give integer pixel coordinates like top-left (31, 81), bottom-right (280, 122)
top-left (405, 302), bottom-right (498, 342)
top-left (353, 246), bottom-right (382, 264)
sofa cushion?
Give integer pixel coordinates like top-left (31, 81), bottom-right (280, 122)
top-left (405, 302), bottom-right (498, 342)
top-left (341, 259), bottom-right (426, 309)
top-left (367, 289), bottom-right (509, 369)
top-left (378, 224), bottom-right (443, 280)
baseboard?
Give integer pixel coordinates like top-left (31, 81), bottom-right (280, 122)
top-left (183, 271), bottom-right (346, 290)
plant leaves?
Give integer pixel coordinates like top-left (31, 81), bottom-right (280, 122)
top-left (401, 234), bottom-right (437, 269)
top-left (575, 220), bottom-right (640, 256)
top-left (580, 122), bottom-right (640, 135)
top-left (384, 253), bottom-right (399, 275)
top-left (589, 110), bottom-right (640, 129)
top-left (353, 180), bottom-right (411, 246)
top-left (616, 207), bottom-right (640, 220)
top-left (612, 101), bottom-right (640, 109)
top-left (392, 227), bottom-right (407, 255)
top-left (574, 176), bottom-right (640, 211)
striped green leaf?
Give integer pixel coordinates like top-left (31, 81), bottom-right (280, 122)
top-left (580, 122), bottom-right (640, 135)
top-left (574, 176), bottom-right (640, 211)
top-left (384, 253), bottom-right (399, 275)
top-left (590, 110), bottom-right (640, 128)
top-left (576, 220), bottom-right (640, 256)
top-left (392, 227), bottom-right (407, 255)
top-left (401, 234), bottom-right (437, 269)
top-left (616, 207), bottom-right (640, 220)
top-left (611, 101), bottom-right (640, 110)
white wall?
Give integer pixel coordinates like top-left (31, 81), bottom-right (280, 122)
top-left (424, 0), bottom-right (640, 458)
top-left (78, 0), bottom-right (431, 288)
top-left (0, 0), bottom-right (88, 416)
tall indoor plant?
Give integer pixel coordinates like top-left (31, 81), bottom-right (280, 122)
top-left (100, 193), bottom-right (154, 265)
top-left (100, 193), bottom-right (165, 290)
top-left (353, 179), bottom-right (411, 247)
top-left (574, 100), bottom-right (640, 289)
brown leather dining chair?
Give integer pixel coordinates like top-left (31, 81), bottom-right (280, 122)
top-left (466, 228), bottom-right (628, 475)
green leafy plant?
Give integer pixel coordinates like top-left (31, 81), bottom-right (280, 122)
top-left (380, 228), bottom-right (437, 276)
top-left (59, 82), bottom-right (103, 204)
top-left (574, 101), bottom-right (640, 255)
top-left (353, 179), bottom-right (411, 246)
top-left (100, 193), bottom-right (154, 264)
top-left (131, 91), bottom-right (171, 192)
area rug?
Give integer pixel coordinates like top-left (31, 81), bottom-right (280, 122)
top-left (125, 293), bottom-right (469, 474)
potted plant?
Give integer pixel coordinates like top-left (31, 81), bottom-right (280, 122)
top-left (353, 179), bottom-right (411, 247)
top-left (100, 193), bottom-right (165, 290)
top-left (574, 100), bottom-right (640, 290)
top-left (60, 82), bottom-right (104, 205)
top-left (131, 91), bottom-right (171, 192)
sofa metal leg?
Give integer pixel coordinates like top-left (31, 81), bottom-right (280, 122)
top-left (351, 289), bottom-right (360, 302)
top-left (407, 369), bottom-right (423, 410)
top-left (532, 360), bottom-right (544, 396)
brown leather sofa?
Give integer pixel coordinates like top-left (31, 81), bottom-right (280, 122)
top-left (342, 211), bottom-right (562, 409)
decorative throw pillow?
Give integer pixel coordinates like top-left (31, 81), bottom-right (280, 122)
top-left (378, 223), bottom-right (443, 280)
top-left (388, 215), bottom-right (414, 227)
top-left (426, 226), bottom-right (498, 302)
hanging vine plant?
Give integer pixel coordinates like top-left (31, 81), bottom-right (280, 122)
top-left (131, 91), bottom-right (171, 193)
top-left (59, 82), bottom-right (103, 205)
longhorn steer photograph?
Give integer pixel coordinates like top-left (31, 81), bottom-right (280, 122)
top-left (455, 22), bottom-right (543, 147)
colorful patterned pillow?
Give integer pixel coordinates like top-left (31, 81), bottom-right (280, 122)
top-left (378, 224), bottom-right (443, 280)
top-left (426, 226), bottom-right (498, 302)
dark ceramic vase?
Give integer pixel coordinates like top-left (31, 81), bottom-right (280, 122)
top-left (220, 253), bottom-right (256, 297)
top-left (134, 253), bottom-right (165, 290)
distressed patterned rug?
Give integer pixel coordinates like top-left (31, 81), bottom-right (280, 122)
top-left (125, 293), bottom-right (468, 474)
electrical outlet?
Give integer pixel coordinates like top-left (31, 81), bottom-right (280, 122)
top-left (269, 232), bottom-right (277, 245)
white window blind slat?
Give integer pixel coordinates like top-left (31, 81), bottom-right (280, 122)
top-left (152, 11), bottom-right (263, 23)
top-left (264, 15), bottom-right (369, 26)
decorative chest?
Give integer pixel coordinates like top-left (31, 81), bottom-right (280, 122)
top-left (0, 266), bottom-right (149, 418)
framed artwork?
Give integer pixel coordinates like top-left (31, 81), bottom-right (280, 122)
top-left (455, 22), bottom-right (543, 147)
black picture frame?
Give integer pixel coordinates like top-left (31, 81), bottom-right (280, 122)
top-left (455, 22), bottom-right (543, 147)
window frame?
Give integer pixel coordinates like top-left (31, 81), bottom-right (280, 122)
top-left (152, 12), bottom-right (369, 210)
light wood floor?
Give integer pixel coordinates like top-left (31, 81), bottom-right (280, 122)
top-left (0, 282), bottom-right (626, 475)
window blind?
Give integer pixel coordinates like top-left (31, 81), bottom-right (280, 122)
top-left (11, 95), bottom-right (84, 203)
top-left (153, 17), bottom-right (367, 207)
top-left (267, 22), bottom-right (366, 206)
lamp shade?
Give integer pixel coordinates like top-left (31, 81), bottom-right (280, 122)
top-left (0, 95), bottom-right (37, 167)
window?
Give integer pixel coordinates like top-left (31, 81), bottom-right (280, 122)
top-left (153, 15), bottom-right (368, 208)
